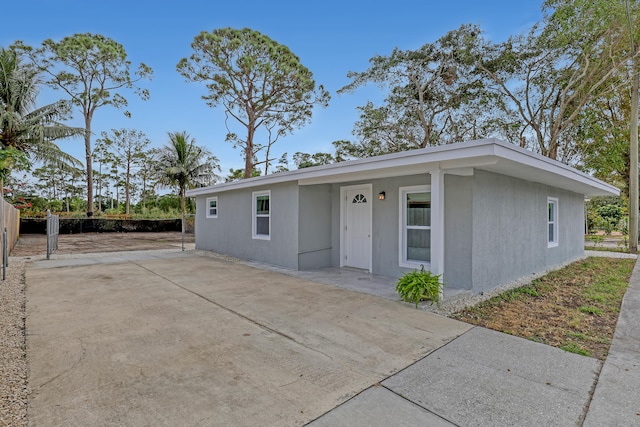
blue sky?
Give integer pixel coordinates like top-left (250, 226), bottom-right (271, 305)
top-left (2, 0), bottom-right (543, 176)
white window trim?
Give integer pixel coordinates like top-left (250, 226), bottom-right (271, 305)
top-left (548, 197), bottom-right (559, 248)
top-left (252, 190), bottom-right (271, 240)
top-left (206, 196), bottom-right (218, 218)
top-left (399, 185), bottom-right (431, 269)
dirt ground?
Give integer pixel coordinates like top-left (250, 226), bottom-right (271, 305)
top-left (451, 257), bottom-right (636, 360)
top-left (11, 232), bottom-right (195, 257)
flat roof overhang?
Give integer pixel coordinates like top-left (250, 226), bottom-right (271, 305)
top-left (187, 138), bottom-right (619, 198)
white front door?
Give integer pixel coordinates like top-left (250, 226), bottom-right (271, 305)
top-left (343, 185), bottom-right (372, 270)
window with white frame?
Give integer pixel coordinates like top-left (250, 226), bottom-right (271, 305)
top-left (399, 185), bottom-right (431, 267)
top-left (252, 190), bottom-right (270, 240)
top-left (206, 197), bottom-right (218, 218)
top-left (548, 197), bottom-right (558, 247)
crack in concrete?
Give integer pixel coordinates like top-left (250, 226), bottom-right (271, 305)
top-left (37, 336), bottom-right (87, 390)
top-left (577, 362), bottom-right (604, 426)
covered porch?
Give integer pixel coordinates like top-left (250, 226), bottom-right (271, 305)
top-left (241, 259), bottom-right (471, 307)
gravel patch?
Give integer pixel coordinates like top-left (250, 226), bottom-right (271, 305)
top-left (0, 258), bottom-right (28, 427)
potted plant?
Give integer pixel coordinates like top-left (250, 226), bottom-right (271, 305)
top-left (395, 265), bottom-right (442, 308)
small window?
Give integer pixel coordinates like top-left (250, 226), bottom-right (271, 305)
top-left (252, 190), bottom-right (270, 240)
top-left (548, 197), bottom-right (558, 247)
top-left (399, 185), bottom-right (431, 268)
top-left (206, 197), bottom-right (218, 218)
top-left (352, 194), bottom-right (367, 203)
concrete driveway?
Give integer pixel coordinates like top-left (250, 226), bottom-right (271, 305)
top-left (26, 251), bottom-right (471, 426)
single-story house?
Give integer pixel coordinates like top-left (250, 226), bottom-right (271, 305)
top-left (187, 138), bottom-right (618, 295)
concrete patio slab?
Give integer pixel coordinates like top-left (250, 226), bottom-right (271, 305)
top-left (242, 261), bottom-right (472, 304)
top-left (26, 252), bottom-right (471, 426)
top-left (382, 327), bottom-right (600, 427)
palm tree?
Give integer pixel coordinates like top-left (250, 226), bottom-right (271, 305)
top-left (0, 47), bottom-right (81, 231)
top-left (155, 131), bottom-right (218, 216)
top-left (0, 47), bottom-right (81, 171)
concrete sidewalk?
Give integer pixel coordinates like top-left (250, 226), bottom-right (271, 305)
top-left (310, 253), bottom-right (640, 426)
top-left (25, 250), bottom-right (639, 426)
top-left (309, 327), bottom-right (600, 426)
top-left (583, 256), bottom-right (640, 426)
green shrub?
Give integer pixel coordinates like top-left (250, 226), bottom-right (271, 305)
top-left (587, 234), bottom-right (604, 246)
top-left (395, 265), bottom-right (442, 308)
top-left (596, 204), bottom-right (624, 235)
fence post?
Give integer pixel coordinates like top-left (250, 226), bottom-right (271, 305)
top-left (2, 228), bottom-right (6, 281)
top-left (46, 210), bottom-right (51, 260)
top-left (181, 211), bottom-right (185, 252)
top-left (3, 228), bottom-right (7, 267)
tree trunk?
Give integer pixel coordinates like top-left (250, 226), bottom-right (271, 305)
top-left (244, 124), bottom-right (255, 178)
top-left (142, 176), bottom-right (146, 211)
top-left (125, 161), bottom-right (131, 215)
top-left (84, 116), bottom-right (94, 217)
top-left (97, 162), bottom-right (102, 213)
top-left (180, 187), bottom-right (186, 216)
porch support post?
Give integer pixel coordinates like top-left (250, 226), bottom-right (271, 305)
top-left (430, 169), bottom-right (445, 293)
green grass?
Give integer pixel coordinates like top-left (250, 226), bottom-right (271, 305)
top-left (496, 285), bottom-right (540, 302)
top-left (451, 257), bottom-right (635, 360)
top-left (561, 343), bottom-right (590, 357)
top-left (579, 305), bottom-right (603, 316)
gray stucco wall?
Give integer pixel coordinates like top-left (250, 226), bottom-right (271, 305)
top-left (194, 167), bottom-right (586, 296)
top-left (327, 174), bottom-right (431, 277)
top-left (194, 181), bottom-right (300, 269)
top-left (470, 169), bottom-right (584, 294)
top-left (298, 185), bottom-right (333, 269)
top-left (443, 174), bottom-right (473, 290)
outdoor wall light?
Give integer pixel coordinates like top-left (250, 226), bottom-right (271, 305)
top-left (378, 191), bottom-right (386, 201)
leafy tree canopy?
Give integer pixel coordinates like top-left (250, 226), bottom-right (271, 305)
top-left (0, 47), bottom-right (81, 172)
top-left (177, 27), bottom-right (330, 178)
top-left (292, 151), bottom-right (342, 169)
top-left (15, 33), bottom-right (153, 216)
top-left (478, 0), bottom-right (640, 161)
top-left (155, 131), bottom-right (219, 215)
top-left (338, 24), bottom-right (491, 156)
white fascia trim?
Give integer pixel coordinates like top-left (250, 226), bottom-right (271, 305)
top-left (186, 138), bottom-right (618, 197)
top-left (492, 144), bottom-right (619, 195)
top-left (187, 139), bottom-right (501, 197)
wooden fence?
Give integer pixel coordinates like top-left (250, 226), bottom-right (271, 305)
top-left (2, 199), bottom-right (19, 256)
top-left (0, 199), bottom-right (19, 278)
